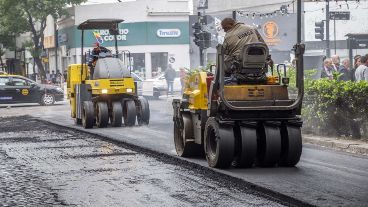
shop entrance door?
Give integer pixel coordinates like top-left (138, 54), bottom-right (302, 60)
top-left (151, 52), bottom-right (168, 78)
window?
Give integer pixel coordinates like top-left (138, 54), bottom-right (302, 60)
top-left (0, 77), bottom-right (10, 86)
top-left (11, 78), bottom-right (28, 86)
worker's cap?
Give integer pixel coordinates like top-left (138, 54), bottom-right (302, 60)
top-left (93, 42), bottom-right (100, 47)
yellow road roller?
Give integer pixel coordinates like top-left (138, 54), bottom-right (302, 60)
top-left (173, 40), bottom-right (305, 169)
top-left (67, 19), bottom-right (149, 129)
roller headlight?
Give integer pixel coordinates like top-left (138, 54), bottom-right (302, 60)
top-left (101, 89), bottom-right (108, 94)
top-left (126, 88), bottom-right (133, 93)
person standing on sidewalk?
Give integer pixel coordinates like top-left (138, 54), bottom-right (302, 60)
top-left (164, 64), bottom-right (176, 95)
top-left (338, 59), bottom-right (352, 81)
top-left (331, 55), bottom-right (340, 72)
top-left (179, 67), bottom-right (186, 94)
top-left (355, 54), bottom-right (368, 81)
top-left (321, 58), bottom-right (334, 80)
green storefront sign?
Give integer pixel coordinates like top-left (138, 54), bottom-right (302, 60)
top-left (58, 22), bottom-right (189, 48)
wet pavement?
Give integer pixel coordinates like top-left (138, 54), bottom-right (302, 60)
top-left (0, 116), bottom-right (285, 207)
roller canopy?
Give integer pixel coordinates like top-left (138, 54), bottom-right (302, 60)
top-left (77, 19), bottom-right (124, 30)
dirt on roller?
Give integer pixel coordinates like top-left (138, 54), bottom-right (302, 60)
top-left (0, 116), bottom-right (290, 207)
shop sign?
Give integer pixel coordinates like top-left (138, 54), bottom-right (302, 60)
top-left (58, 33), bottom-right (68, 44)
top-left (263, 21), bottom-right (281, 46)
top-left (157, 29), bottom-right (181, 38)
top-left (168, 54), bottom-right (176, 63)
top-left (93, 29), bottom-right (130, 43)
top-left (44, 36), bottom-right (55, 49)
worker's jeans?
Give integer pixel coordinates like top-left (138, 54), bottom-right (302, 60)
top-left (167, 81), bottom-right (174, 95)
top-left (224, 74), bottom-right (238, 85)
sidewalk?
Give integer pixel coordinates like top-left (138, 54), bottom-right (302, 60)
top-left (303, 134), bottom-right (368, 156)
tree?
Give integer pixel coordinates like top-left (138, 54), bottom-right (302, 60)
top-left (0, 0), bottom-right (85, 80)
top-left (0, 47), bottom-right (5, 71)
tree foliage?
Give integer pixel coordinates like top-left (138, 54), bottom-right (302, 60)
top-left (0, 0), bottom-right (86, 79)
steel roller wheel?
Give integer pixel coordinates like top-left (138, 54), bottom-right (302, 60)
top-left (96, 102), bottom-right (109, 128)
top-left (174, 113), bottom-right (202, 157)
top-left (204, 117), bottom-right (235, 168)
top-left (234, 125), bottom-right (257, 168)
top-left (279, 124), bottom-right (302, 166)
top-left (82, 101), bottom-right (94, 129)
top-left (40, 94), bottom-right (55, 106)
top-left (123, 100), bottom-right (136, 126)
top-left (256, 123), bottom-right (282, 167)
top-left (137, 97), bottom-right (150, 125)
top-left (110, 102), bottom-right (123, 127)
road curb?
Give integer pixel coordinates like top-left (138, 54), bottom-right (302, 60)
top-left (303, 135), bottom-right (368, 156)
top-left (34, 117), bottom-right (313, 207)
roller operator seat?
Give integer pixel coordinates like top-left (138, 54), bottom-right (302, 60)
top-left (237, 42), bottom-right (269, 84)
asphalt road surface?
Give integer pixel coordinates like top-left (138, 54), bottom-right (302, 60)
top-left (1, 98), bottom-right (368, 206)
top-left (0, 116), bottom-right (285, 207)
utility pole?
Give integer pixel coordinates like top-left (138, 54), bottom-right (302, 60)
top-left (54, 21), bottom-right (59, 75)
top-left (197, 0), bottom-right (208, 67)
top-left (232, 10), bottom-right (237, 21)
top-left (325, 0), bottom-right (330, 57)
top-left (197, 12), bottom-right (204, 67)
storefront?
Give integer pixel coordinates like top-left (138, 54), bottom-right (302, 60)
top-left (58, 21), bottom-right (190, 79)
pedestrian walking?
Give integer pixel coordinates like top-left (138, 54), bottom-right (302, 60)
top-left (51, 71), bottom-right (56, 84)
top-left (164, 64), bottom-right (176, 95)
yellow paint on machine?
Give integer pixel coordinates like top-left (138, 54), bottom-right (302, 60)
top-left (224, 85), bottom-right (289, 101)
top-left (184, 72), bottom-right (209, 110)
top-left (67, 64), bottom-right (88, 118)
top-left (181, 71), bottom-right (288, 111)
top-left (85, 78), bottom-right (135, 95)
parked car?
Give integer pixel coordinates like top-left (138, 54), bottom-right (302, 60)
top-left (146, 71), bottom-right (181, 99)
top-left (0, 74), bottom-right (64, 105)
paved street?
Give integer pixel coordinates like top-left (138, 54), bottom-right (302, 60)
top-left (0, 116), bottom-right (284, 206)
top-left (1, 98), bottom-right (368, 206)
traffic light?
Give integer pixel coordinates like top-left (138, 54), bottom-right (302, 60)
top-left (192, 22), bottom-right (212, 49)
top-left (192, 22), bottom-right (202, 47)
top-left (315, 21), bottom-right (325, 40)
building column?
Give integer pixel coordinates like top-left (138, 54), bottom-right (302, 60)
top-left (145, 52), bottom-right (152, 79)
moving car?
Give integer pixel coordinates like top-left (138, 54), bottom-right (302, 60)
top-left (0, 74), bottom-right (64, 105)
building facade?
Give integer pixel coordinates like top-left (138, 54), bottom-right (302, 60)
top-left (55, 0), bottom-right (190, 79)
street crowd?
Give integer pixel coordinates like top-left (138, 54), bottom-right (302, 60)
top-left (29, 70), bottom-right (65, 86)
top-left (321, 54), bottom-right (368, 81)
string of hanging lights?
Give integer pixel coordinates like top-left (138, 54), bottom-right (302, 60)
top-left (236, 0), bottom-right (365, 19)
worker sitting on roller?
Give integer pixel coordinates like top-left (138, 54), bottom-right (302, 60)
top-left (221, 18), bottom-right (267, 83)
top-left (89, 43), bottom-right (110, 67)
top-left (88, 43), bottom-right (111, 78)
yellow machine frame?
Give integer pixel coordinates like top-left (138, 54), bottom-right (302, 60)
top-left (183, 72), bottom-right (288, 111)
top-left (67, 64), bottom-right (136, 118)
